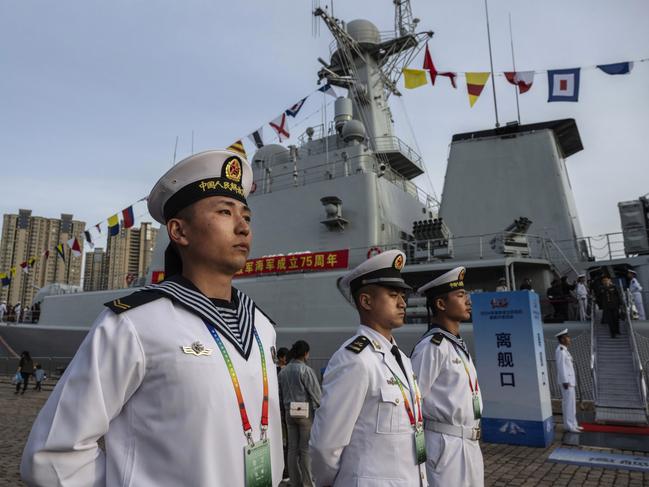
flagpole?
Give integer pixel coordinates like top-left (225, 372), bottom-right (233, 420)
top-left (484, 0), bottom-right (500, 128)
top-left (509, 13), bottom-right (521, 124)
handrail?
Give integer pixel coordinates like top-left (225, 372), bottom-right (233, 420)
top-left (645, 359), bottom-right (649, 414)
top-left (545, 237), bottom-right (579, 276)
top-left (590, 295), bottom-right (598, 403)
top-left (622, 288), bottom-right (649, 415)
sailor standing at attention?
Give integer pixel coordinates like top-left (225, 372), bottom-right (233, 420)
top-left (411, 267), bottom-right (484, 487)
top-left (310, 250), bottom-right (427, 486)
top-left (21, 150), bottom-right (283, 486)
top-left (555, 329), bottom-right (582, 433)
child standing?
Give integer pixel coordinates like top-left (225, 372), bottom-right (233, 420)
top-left (33, 364), bottom-right (46, 391)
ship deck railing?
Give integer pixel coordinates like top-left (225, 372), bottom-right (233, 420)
top-left (252, 145), bottom-right (437, 210)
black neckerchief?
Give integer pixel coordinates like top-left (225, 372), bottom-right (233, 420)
top-left (144, 275), bottom-right (256, 359)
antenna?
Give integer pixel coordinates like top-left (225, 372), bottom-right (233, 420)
top-left (312, 0), bottom-right (320, 37)
top-left (172, 136), bottom-right (179, 165)
top-left (484, 0), bottom-right (500, 128)
top-left (394, 0), bottom-right (418, 37)
top-left (508, 13), bottom-right (521, 124)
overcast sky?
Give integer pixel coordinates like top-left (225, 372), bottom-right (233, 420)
top-left (0, 0), bottom-right (647, 248)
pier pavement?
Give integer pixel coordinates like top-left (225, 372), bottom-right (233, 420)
top-left (1, 379), bottom-right (648, 487)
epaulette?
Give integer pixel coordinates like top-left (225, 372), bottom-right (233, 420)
top-left (345, 336), bottom-right (370, 354)
top-left (430, 333), bottom-right (444, 346)
top-left (104, 290), bottom-right (165, 314)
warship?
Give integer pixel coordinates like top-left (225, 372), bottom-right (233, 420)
top-left (1, 0), bottom-right (648, 426)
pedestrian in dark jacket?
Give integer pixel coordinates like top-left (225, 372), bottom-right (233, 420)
top-left (597, 276), bottom-right (621, 338)
top-left (16, 351), bottom-right (34, 394)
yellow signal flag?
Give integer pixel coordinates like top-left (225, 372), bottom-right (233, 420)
top-left (402, 68), bottom-right (428, 89)
top-left (107, 214), bottom-right (119, 228)
top-left (227, 140), bottom-right (247, 158)
top-left (466, 72), bottom-right (490, 107)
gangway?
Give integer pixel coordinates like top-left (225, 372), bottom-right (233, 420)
top-left (592, 289), bottom-right (649, 425)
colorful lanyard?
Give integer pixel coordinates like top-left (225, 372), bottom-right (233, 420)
top-left (391, 372), bottom-right (423, 429)
top-left (205, 323), bottom-right (269, 445)
top-left (451, 342), bottom-right (479, 395)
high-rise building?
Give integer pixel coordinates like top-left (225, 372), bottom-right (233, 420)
top-left (0, 210), bottom-right (86, 308)
top-left (105, 222), bottom-right (158, 289)
top-left (83, 247), bottom-right (108, 292)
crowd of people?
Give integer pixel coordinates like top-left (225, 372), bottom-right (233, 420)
top-left (543, 271), bottom-right (645, 326)
top-left (0, 301), bottom-right (41, 324)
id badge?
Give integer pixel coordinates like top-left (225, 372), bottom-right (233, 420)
top-left (244, 439), bottom-right (272, 487)
top-left (472, 394), bottom-right (482, 420)
top-left (414, 426), bottom-right (426, 465)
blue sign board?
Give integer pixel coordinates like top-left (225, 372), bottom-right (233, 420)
top-left (472, 291), bottom-right (553, 447)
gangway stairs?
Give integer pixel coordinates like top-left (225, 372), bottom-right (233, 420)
top-left (592, 295), bottom-right (649, 425)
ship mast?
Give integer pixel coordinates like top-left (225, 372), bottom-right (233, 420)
top-left (313, 2), bottom-right (432, 141)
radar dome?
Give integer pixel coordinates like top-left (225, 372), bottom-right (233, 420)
top-left (346, 19), bottom-right (380, 46)
top-left (342, 119), bottom-right (367, 144)
top-left (252, 144), bottom-right (290, 167)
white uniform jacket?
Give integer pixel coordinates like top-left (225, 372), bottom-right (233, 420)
top-left (310, 325), bottom-right (426, 487)
top-left (555, 344), bottom-right (576, 387)
top-left (576, 283), bottom-right (588, 299)
top-left (630, 277), bottom-right (643, 295)
top-left (411, 327), bottom-right (483, 487)
top-left (21, 283), bottom-right (283, 487)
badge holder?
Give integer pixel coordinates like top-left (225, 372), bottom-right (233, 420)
top-left (414, 424), bottom-right (427, 465)
top-left (473, 394), bottom-right (482, 420)
top-left (245, 430), bottom-right (272, 487)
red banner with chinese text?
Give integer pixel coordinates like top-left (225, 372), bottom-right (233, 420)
top-left (235, 249), bottom-right (349, 278)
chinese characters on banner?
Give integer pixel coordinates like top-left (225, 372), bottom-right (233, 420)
top-left (235, 249), bottom-right (349, 278)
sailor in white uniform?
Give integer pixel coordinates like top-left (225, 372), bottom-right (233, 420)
top-left (310, 250), bottom-right (427, 486)
top-left (575, 274), bottom-right (589, 322)
top-left (628, 270), bottom-right (646, 320)
top-left (21, 150), bottom-right (284, 486)
top-left (411, 266), bottom-right (484, 487)
top-left (555, 328), bottom-right (582, 433)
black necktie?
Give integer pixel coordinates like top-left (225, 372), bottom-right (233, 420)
top-left (390, 345), bottom-right (408, 379)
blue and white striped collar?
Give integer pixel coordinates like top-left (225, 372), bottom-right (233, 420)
top-left (145, 275), bottom-right (256, 359)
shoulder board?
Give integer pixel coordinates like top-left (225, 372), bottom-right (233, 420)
top-left (345, 336), bottom-right (370, 354)
top-left (430, 333), bottom-right (445, 346)
top-left (104, 290), bottom-right (165, 315)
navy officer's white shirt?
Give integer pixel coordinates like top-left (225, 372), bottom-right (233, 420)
top-left (309, 325), bottom-right (426, 487)
top-left (21, 276), bottom-right (283, 487)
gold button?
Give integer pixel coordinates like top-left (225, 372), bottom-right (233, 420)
top-left (395, 398), bottom-right (400, 404)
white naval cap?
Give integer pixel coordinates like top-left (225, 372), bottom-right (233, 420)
top-left (147, 150), bottom-right (254, 224)
top-left (337, 249), bottom-right (411, 304)
top-left (555, 328), bottom-right (569, 338)
top-left (628, 269), bottom-right (637, 275)
top-left (418, 266), bottom-right (466, 297)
